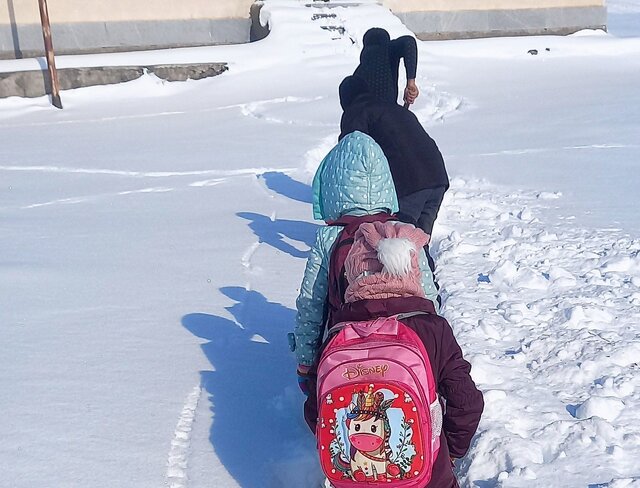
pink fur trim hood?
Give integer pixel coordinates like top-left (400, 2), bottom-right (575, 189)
top-left (344, 221), bottom-right (429, 302)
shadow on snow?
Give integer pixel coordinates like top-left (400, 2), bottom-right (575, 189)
top-left (182, 286), bottom-right (318, 487)
top-left (237, 211), bottom-right (318, 259)
top-left (261, 171), bottom-right (313, 204)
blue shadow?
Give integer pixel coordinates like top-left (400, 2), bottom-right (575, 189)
top-left (182, 286), bottom-right (311, 487)
top-left (473, 481), bottom-right (498, 487)
top-left (261, 171), bottom-right (313, 204)
top-left (477, 273), bottom-right (491, 283)
top-left (237, 212), bottom-right (319, 259)
top-left (566, 403), bottom-right (579, 419)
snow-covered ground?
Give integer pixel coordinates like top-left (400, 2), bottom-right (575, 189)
top-left (1, 1), bottom-right (639, 487)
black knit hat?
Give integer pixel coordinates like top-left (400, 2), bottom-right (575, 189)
top-left (362, 27), bottom-right (390, 47)
top-left (338, 75), bottom-right (369, 111)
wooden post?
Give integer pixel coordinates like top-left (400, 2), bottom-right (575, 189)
top-left (38, 0), bottom-right (62, 109)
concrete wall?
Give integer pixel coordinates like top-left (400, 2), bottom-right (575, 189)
top-left (384, 0), bottom-right (607, 39)
top-left (384, 0), bottom-right (604, 13)
top-left (0, 0), bottom-right (254, 59)
top-left (1, 0), bottom-right (609, 58)
top-left (0, 0), bottom-right (254, 23)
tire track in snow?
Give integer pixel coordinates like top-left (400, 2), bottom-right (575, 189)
top-left (2, 168), bottom-right (298, 211)
top-left (242, 241), bottom-right (261, 270)
top-left (240, 176), bottom-right (276, 275)
top-left (238, 95), bottom-right (332, 127)
top-left (19, 187), bottom-right (174, 209)
top-left (476, 143), bottom-right (639, 157)
top-left (0, 164), bottom-right (297, 179)
top-left (0, 101), bottom-right (278, 129)
top-left (166, 385), bottom-right (202, 488)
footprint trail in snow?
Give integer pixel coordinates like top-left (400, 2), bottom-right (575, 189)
top-left (434, 178), bottom-right (640, 487)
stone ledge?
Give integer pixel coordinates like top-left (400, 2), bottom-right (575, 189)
top-left (0, 63), bottom-right (228, 98)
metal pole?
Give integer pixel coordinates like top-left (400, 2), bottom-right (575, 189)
top-left (38, 0), bottom-right (62, 109)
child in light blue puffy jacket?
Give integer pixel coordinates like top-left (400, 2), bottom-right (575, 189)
top-left (292, 131), bottom-right (439, 392)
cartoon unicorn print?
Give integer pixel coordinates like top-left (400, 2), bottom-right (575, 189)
top-left (340, 385), bottom-right (402, 481)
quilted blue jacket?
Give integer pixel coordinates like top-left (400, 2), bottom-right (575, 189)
top-left (294, 131), bottom-right (439, 366)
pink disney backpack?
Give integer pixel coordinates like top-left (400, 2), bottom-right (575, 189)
top-left (316, 315), bottom-right (442, 487)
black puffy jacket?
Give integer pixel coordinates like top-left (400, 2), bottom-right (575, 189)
top-left (340, 93), bottom-right (449, 197)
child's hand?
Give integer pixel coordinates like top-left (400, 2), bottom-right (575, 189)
top-left (403, 79), bottom-right (419, 106)
top-left (297, 364), bottom-right (313, 396)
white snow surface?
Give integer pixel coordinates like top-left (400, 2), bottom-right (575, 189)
top-left (1, 1), bottom-right (640, 487)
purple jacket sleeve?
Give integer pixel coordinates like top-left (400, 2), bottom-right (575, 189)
top-left (436, 319), bottom-right (484, 458)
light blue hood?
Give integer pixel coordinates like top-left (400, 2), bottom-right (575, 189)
top-left (312, 131), bottom-right (399, 221)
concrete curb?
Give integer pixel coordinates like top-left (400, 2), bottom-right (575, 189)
top-left (0, 62), bottom-right (228, 98)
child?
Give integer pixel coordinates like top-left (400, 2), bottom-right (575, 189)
top-left (293, 132), bottom-right (482, 487)
top-left (292, 131), bottom-right (439, 369)
top-left (328, 223), bottom-right (484, 487)
top-left (353, 27), bottom-right (419, 107)
top-left (339, 74), bottom-right (449, 271)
